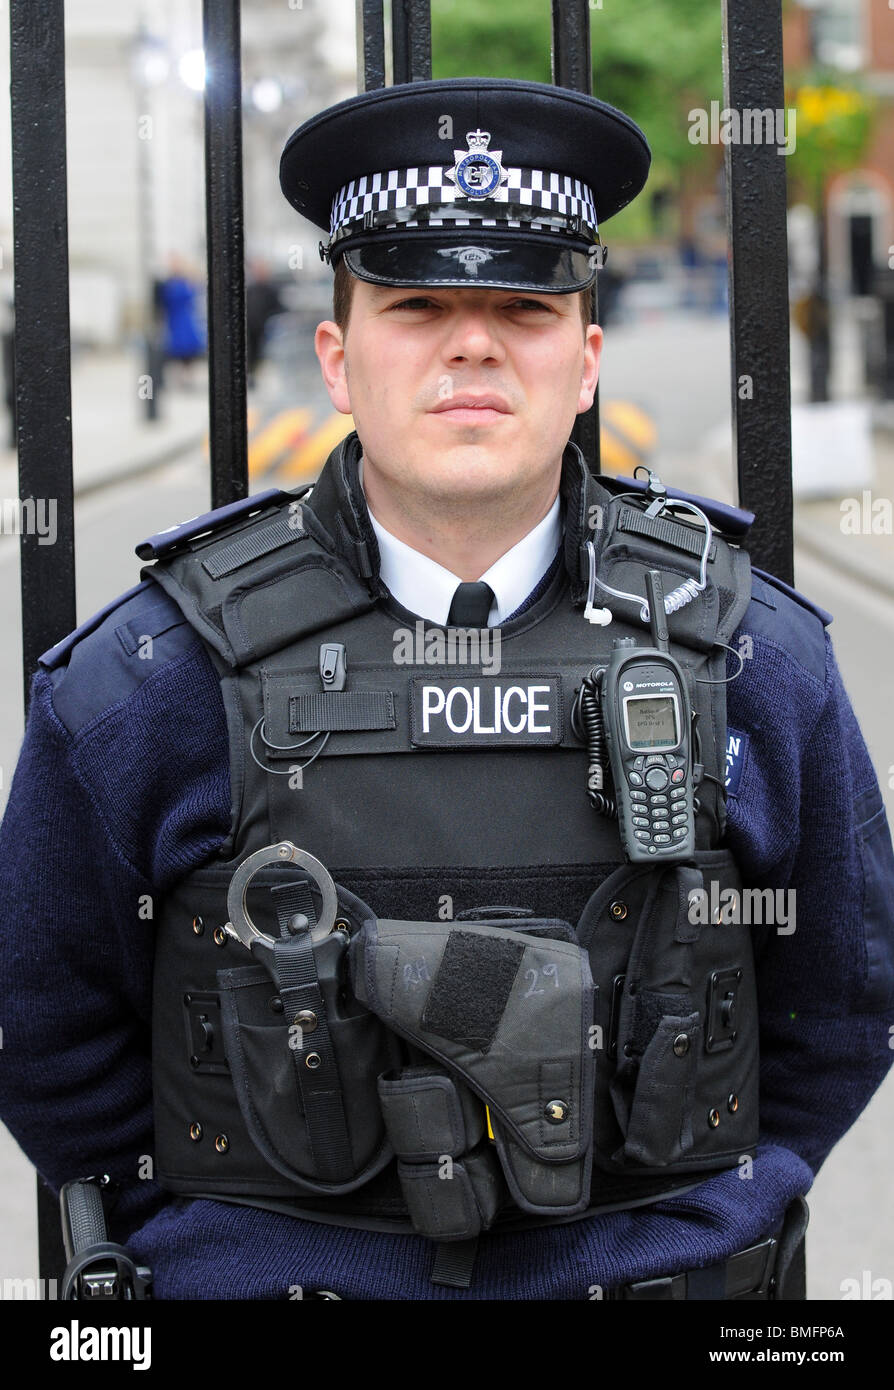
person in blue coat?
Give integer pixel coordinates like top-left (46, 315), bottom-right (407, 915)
top-left (1, 78), bottom-right (893, 1302)
top-left (155, 252), bottom-right (206, 387)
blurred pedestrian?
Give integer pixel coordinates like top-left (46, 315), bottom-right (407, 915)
top-left (245, 257), bottom-right (285, 388)
top-left (155, 252), bottom-right (206, 388)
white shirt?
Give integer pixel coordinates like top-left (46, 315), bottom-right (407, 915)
top-left (358, 458), bottom-right (562, 626)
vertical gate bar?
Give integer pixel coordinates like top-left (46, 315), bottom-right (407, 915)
top-left (550, 0), bottom-right (600, 473)
top-left (392, 0), bottom-right (408, 85)
top-left (550, 0), bottom-right (592, 96)
top-left (203, 0), bottom-right (248, 509)
top-left (9, 0), bottom-right (77, 700)
top-left (357, 0), bottom-right (386, 93)
top-left (10, 0), bottom-right (77, 1289)
top-left (392, 0), bottom-right (432, 85)
top-left (722, 0), bottom-right (793, 584)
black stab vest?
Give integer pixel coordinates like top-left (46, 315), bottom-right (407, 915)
top-left (144, 434), bottom-right (758, 1232)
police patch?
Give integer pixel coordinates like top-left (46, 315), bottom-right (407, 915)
top-left (725, 726), bottom-right (749, 798)
top-left (410, 676), bottom-right (562, 747)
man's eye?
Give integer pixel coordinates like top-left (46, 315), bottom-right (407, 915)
top-left (511, 298), bottom-right (551, 311)
top-left (389, 297), bottom-right (436, 310)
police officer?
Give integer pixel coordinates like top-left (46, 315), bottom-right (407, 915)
top-left (1, 77), bottom-right (893, 1302)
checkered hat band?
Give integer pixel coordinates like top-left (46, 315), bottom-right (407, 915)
top-left (330, 166), bottom-right (598, 235)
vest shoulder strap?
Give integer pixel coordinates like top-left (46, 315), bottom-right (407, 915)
top-left (581, 481), bottom-right (753, 655)
top-left (138, 489), bottom-right (375, 669)
top-left (596, 472), bottom-right (754, 539)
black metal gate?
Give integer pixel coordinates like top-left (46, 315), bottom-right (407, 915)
top-left (7, 0), bottom-right (794, 1287)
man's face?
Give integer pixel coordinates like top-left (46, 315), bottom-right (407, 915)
top-left (315, 279), bottom-right (602, 517)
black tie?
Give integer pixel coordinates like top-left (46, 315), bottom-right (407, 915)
top-left (447, 581), bottom-right (494, 628)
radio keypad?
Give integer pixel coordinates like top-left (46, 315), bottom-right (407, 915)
top-left (626, 750), bottom-right (691, 852)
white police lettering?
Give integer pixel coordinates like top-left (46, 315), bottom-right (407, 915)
top-left (411, 676), bottom-right (561, 746)
top-left (422, 683), bottom-right (553, 736)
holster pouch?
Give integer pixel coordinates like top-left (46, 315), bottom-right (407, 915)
top-left (377, 1066), bottom-right (502, 1240)
top-left (771, 1196), bottom-right (809, 1301)
top-left (580, 850), bottom-right (760, 1175)
top-left (350, 917), bottom-right (595, 1218)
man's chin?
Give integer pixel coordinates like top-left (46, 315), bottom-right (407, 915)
top-left (412, 442), bottom-right (524, 493)
top-left (421, 419), bottom-right (521, 462)
top-left (361, 426), bottom-right (558, 507)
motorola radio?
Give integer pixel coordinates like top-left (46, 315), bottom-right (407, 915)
top-left (602, 570), bottom-right (696, 863)
top-left (574, 569), bottom-right (699, 863)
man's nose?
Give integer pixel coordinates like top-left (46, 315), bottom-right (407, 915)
top-left (441, 306), bottom-right (506, 365)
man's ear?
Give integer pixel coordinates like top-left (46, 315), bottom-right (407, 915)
top-left (577, 322), bottom-right (603, 415)
top-left (314, 320), bottom-right (352, 415)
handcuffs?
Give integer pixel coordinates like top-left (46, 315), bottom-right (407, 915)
top-left (223, 841), bottom-right (340, 953)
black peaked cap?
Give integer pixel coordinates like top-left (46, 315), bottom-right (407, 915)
top-left (280, 77), bottom-right (651, 229)
top-left (280, 78), bottom-right (650, 292)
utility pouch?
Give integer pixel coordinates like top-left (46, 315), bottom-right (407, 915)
top-left (217, 909), bottom-right (402, 1194)
top-left (579, 849), bottom-right (760, 1175)
top-left (350, 917), bottom-right (595, 1218)
top-left (377, 1066), bottom-right (503, 1239)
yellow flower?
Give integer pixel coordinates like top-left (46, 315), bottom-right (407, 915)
top-left (796, 84), bottom-right (867, 133)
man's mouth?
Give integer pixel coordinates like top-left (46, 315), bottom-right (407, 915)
top-left (429, 393), bottom-right (511, 422)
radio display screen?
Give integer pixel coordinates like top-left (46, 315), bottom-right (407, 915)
top-left (624, 695), bottom-right (679, 750)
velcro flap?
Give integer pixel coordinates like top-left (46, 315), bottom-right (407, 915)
top-left (622, 1011), bottom-right (702, 1166)
top-left (619, 506), bottom-right (718, 562)
top-left (596, 543), bottom-right (720, 652)
top-left (289, 691), bottom-right (396, 733)
top-left (421, 930), bottom-right (525, 1053)
top-left (202, 514), bottom-right (306, 579)
top-left (222, 558), bottom-right (375, 665)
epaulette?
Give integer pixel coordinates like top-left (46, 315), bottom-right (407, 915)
top-left (135, 486), bottom-right (304, 562)
top-left (39, 489), bottom-right (310, 672)
top-left (740, 567), bottom-right (831, 686)
top-left (38, 580), bottom-right (156, 670)
top-left (37, 578), bottom-right (205, 736)
top-left (750, 566), bottom-right (833, 627)
top-left (600, 473), bottom-right (754, 540)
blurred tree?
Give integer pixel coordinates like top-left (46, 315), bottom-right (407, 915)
top-left (783, 75), bottom-right (875, 400)
top-left (431, 0), bottom-right (723, 181)
top-left (784, 79), bottom-right (875, 198)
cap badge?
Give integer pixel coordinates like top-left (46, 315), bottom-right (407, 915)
top-left (436, 246), bottom-right (512, 277)
top-left (446, 130), bottom-right (509, 200)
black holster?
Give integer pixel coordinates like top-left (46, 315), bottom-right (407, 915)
top-left (59, 1178), bottom-right (152, 1301)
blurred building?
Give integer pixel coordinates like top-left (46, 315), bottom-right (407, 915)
top-left (786, 0), bottom-right (894, 301)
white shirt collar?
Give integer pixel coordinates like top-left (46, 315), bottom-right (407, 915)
top-left (359, 456), bottom-right (562, 626)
